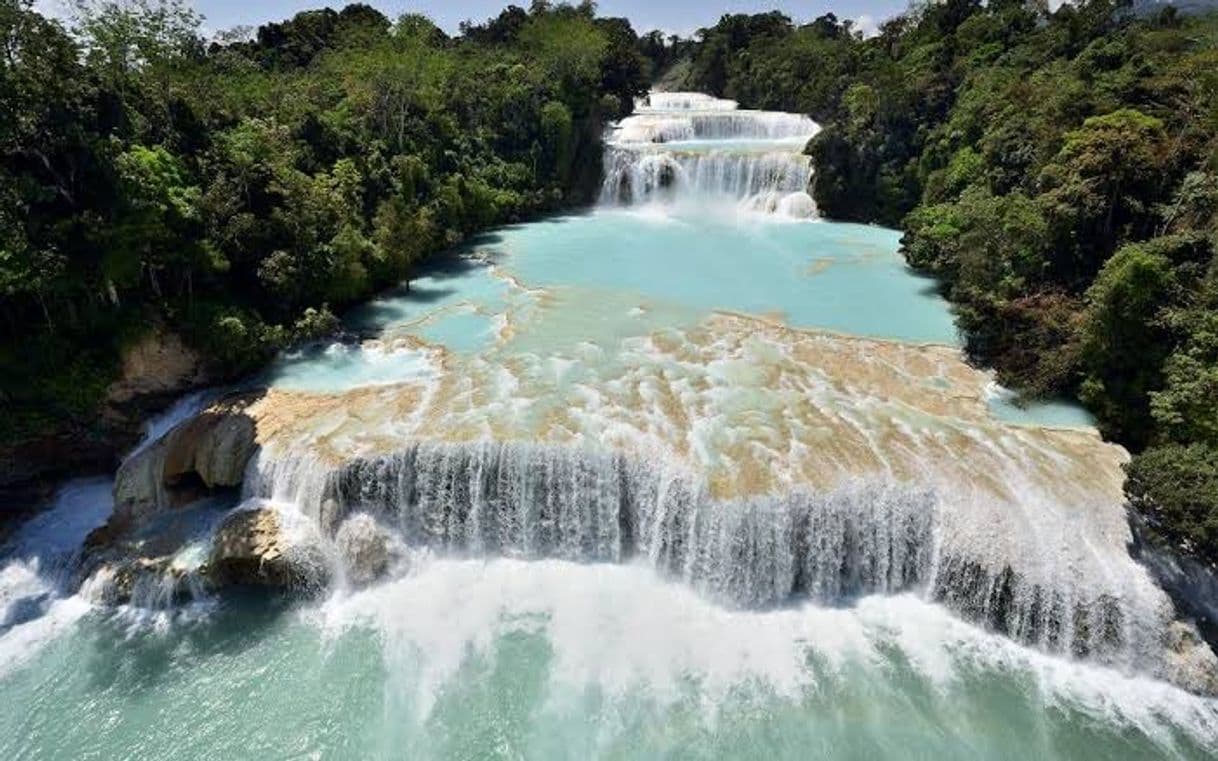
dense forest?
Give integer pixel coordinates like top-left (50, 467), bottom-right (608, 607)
top-left (0, 0), bottom-right (646, 477)
top-left (655, 0), bottom-right (1218, 564)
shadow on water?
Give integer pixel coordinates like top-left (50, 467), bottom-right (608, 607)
top-left (83, 589), bottom-right (297, 692)
top-left (271, 209), bottom-right (597, 346)
top-left (344, 247), bottom-right (504, 334)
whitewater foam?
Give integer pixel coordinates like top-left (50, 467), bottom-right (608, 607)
top-left (0, 478), bottom-right (113, 676)
top-left (602, 91), bottom-right (820, 217)
top-left (304, 557), bottom-right (1218, 751)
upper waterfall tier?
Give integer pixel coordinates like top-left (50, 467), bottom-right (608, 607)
top-left (644, 92), bottom-right (740, 111)
top-left (600, 92), bottom-right (820, 216)
top-left (600, 150), bottom-right (817, 215)
top-left (611, 112), bottom-right (819, 144)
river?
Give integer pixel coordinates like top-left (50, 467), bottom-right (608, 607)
top-left (1, 92), bottom-right (1216, 760)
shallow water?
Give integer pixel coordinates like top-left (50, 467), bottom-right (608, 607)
top-left (266, 205), bottom-right (1090, 428)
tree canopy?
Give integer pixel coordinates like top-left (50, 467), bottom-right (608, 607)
top-left (0, 0), bottom-right (646, 453)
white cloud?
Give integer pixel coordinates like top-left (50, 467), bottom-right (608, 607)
top-left (853, 14), bottom-right (882, 39)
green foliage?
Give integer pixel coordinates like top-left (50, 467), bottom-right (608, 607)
top-left (0, 329), bottom-right (118, 442)
top-left (292, 305), bottom-right (342, 342)
top-left (1152, 259), bottom-right (1218, 444)
top-left (539, 100), bottom-right (574, 182)
top-left (1039, 109), bottom-right (1168, 279)
top-left (1, 0), bottom-right (644, 451)
top-left (905, 188), bottom-right (1049, 294)
top-left (1079, 242), bottom-right (1177, 444)
top-left (1127, 444), bottom-right (1218, 564)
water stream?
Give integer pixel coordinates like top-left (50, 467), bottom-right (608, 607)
top-left (1, 92), bottom-right (1215, 759)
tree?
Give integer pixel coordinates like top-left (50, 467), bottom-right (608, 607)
top-left (1039, 109), bottom-right (1168, 281)
top-left (108, 143), bottom-right (203, 297)
top-left (1126, 444), bottom-right (1218, 564)
top-left (1079, 241), bottom-right (1177, 445)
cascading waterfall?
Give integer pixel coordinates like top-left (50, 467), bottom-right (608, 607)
top-left (56, 93), bottom-right (1209, 694)
top-left (645, 92), bottom-right (740, 111)
top-left (245, 443), bottom-right (934, 609)
top-left (7, 87), bottom-right (1218, 758)
top-left (122, 550), bottom-right (211, 611)
top-left (242, 440), bottom-right (1171, 674)
top-left (600, 91), bottom-right (820, 216)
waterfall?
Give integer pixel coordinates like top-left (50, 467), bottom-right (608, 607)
top-left (601, 150), bottom-right (814, 210)
top-left (242, 440), bottom-right (1178, 675)
top-left (645, 92), bottom-right (740, 111)
top-left (247, 442), bottom-right (934, 608)
top-left (600, 91), bottom-right (820, 217)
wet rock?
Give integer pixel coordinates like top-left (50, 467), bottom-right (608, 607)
top-left (334, 513), bottom-right (390, 586)
top-left (1163, 621), bottom-right (1218, 697)
top-left (79, 501), bottom-right (228, 604)
top-left (206, 508), bottom-right (327, 591)
top-left (78, 563), bottom-right (131, 606)
top-left (113, 398), bottom-right (258, 524)
top-left (656, 163), bottom-right (676, 188)
top-left (320, 498), bottom-right (342, 535)
top-left (162, 409), bottom-right (256, 492)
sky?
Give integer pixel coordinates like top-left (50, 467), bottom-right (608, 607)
top-left (38, 0), bottom-right (911, 38)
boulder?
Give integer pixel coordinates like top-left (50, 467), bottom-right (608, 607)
top-left (162, 409), bottom-right (256, 492)
top-left (206, 508), bottom-right (328, 591)
top-left (112, 398), bottom-right (258, 524)
top-left (1164, 621), bottom-right (1218, 697)
top-left (334, 513), bottom-right (391, 586)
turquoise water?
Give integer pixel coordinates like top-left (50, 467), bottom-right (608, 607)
top-left (984, 383), bottom-right (1097, 429)
top-left (1, 480), bottom-right (1213, 759)
top-left (490, 212), bottom-right (957, 344)
top-left (3, 564), bottom-right (1215, 760)
top-left (266, 207), bottom-right (1091, 428)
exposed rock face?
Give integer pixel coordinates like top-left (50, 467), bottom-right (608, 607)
top-left (206, 508), bottom-right (328, 590)
top-left (113, 397), bottom-right (258, 524)
top-left (78, 501), bottom-right (228, 606)
top-left (334, 513), bottom-right (392, 586)
top-left (80, 396), bottom-right (262, 594)
top-left (162, 409), bottom-right (257, 493)
top-left (105, 329), bottom-right (208, 407)
top-left (2, 327), bottom-right (212, 533)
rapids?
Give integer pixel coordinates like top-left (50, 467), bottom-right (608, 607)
top-left (2, 92), bottom-right (1216, 759)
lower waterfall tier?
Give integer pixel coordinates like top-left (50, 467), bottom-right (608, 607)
top-left (252, 444), bottom-right (936, 606)
top-left (235, 439), bottom-right (1215, 691)
top-left (93, 302), bottom-right (1217, 691)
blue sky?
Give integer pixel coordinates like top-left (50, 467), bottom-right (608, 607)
top-left (40, 1), bottom-right (911, 37)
